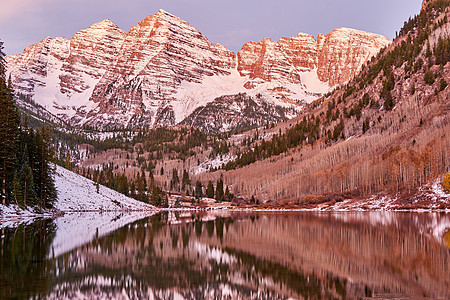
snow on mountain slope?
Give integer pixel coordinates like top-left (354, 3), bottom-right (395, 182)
top-left (54, 165), bottom-right (155, 211)
top-left (238, 28), bottom-right (391, 88)
top-left (0, 165), bottom-right (156, 230)
top-left (6, 10), bottom-right (390, 130)
top-left (6, 20), bottom-right (126, 122)
top-left (172, 68), bottom-right (328, 124)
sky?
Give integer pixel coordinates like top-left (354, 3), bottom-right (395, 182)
top-left (1, 0), bottom-right (423, 55)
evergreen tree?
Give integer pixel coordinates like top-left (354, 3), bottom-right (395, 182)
top-left (170, 168), bottom-right (179, 191)
top-left (141, 170), bottom-right (147, 191)
top-left (12, 171), bottom-right (22, 207)
top-left (0, 40), bottom-right (20, 204)
top-left (151, 185), bottom-right (161, 206)
top-left (129, 181), bottom-right (136, 198)
top-left (206, 180), bottom-right (214, 198)
top-left (195, 181), bottom-right (203, 199)
top-left (136, 172), bottom-right (146, 202)
top-left (181, 169), bottom-right (190, 191)
top-left (22, 162), bottom-right (37, 207)
top-left (36, 126), bottom-right (57, 208)
top-left (225, 186), bottom-right (231, 201)
top-left (65, 150), bottom-right (71, 170)
top-left (215, 178), bottom-right (224, 203)
top-left (424, 69), bottom-right (435, 85)
top-left (362, 117), bottom-right (370, 134)
top-left (117, 173), bottom-right (129, 195)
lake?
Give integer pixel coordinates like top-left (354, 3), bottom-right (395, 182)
top-left (1, 211), bottom-right (449, 299)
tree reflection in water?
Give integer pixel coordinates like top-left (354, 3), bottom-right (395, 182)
top-left (0, 219), bottom-right (56, 299)
top-left (1, 211), bottom-right (449, 299)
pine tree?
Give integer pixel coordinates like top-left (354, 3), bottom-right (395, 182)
top-left (22, 162), bottom-right (37, 207)
top-left (206, 180), bottom-right (214, 198)
top-left (0, 40), bottom-right (20, 204)
top-left (141, 170), bottom-right (147, 191)
top-left (170, 168), bottom-right (179, 191)
top-left (36, 126), bottom-right (57, 208)
top-left (12, 171), bottom-right (22, 207)
top-left (136, 172), bottom-right (146, 202)
top-left (65, 150), bottom-right (71, 170)
top-left (215, 178), bottom-right (224, 203)
top-left (182, 169), bottom-right (190, 191)
top-left (151, 185), bottom-right (161, 206)
top-left (362, 117), bottom-right (370, 134)
top-left (225, 186), bottom-right (231, 201)
top-left (195, 181), bottom-right (203, 199)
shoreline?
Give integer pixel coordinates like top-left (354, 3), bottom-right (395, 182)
top-left (2, 205), bottom-right (449, 220)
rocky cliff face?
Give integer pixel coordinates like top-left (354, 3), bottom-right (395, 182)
top-left (6, 36), bottom-right (70, 95)
top-left (181, 93), bottom-right (296, 134)
top-left (85, 9), bottom-right (236, 129)
top-left (6, 20), bottom-right (126, 121)
top-left (59, 20), bottom-right (126, 97)
top-left (238, 28), bottom-right (391, 88)
top-left (6, 10), bottom-right (390, 130)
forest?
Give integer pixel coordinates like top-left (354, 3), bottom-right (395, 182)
top-left (0, 41), bottom-right (57, 209)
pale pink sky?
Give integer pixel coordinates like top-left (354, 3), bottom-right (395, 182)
top-left (1, 0), bottom-right (422, 55)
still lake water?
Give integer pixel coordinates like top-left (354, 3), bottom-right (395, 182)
top-left (1, 211), bottom-right (449, 299)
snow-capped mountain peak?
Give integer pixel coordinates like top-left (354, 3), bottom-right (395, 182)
top-left (6, 10), bottom-right (390, 131)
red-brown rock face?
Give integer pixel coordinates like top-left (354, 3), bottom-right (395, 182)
top-left (5, 20), bottom-right (126, 120)
top-left (6, 10), bottom-right (390, 130)
top-left (238, 28), bottom-right (390, 87)
top-left (60, 20), bottom-right (126, 96)
top-left (6, 36), bottom-right (70, 94)
top-left (87, 9), bottom-right (236, 128)
top-left (238, 33), bottom-right (318, 83)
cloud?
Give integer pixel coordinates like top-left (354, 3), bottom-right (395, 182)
top-left (0, 0), bottom-right (55, 22)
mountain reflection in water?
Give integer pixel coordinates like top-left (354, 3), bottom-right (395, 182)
top-left (1, 211), bottom-right (449, 299)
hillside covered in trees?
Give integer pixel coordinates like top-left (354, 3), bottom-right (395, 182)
top-left (198, 0), bottom-right (450, 204)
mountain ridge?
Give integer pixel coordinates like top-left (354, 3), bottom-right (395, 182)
top-left (6, 9), bottom-right (390, 131)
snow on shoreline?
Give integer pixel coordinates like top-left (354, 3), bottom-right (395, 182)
top-left (0, 166), bottom-right (160, 256)
top-left (54, 165), bottom-right (156, 212)
top-left (0, 165), bottom-right (157, 227)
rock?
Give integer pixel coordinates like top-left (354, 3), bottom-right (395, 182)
top-left (6, 10), bottom-right (390, 131)
top-left (238, 28), bottom-right (391, 87)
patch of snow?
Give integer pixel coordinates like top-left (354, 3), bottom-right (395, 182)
top-left (192, 154), bottom-right (237, 175)
top-left (431, 179), bottom-right (450, 201)
top-left (171, 68), bottom-right (329, 124)
top-left (54, 165), bottom-right (156, 212)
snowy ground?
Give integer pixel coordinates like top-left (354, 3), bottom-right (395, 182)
top-left (54, 165), bottom-right (155, 212)
top-left (0, 165), bottom-right (156, 227)
top-left (1, 166), bottom-right (159, 257)
top-left (192, 154), bottom-right (237, 175)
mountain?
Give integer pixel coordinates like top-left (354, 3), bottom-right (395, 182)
top-left (237, 28), bottom-right (390, 87)
top-left (180, 93), bottom-right (297, 134)
top-left (6, 10), bottom-right (390, 130)
top-left (6, 21), bottom-right (126, 122)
